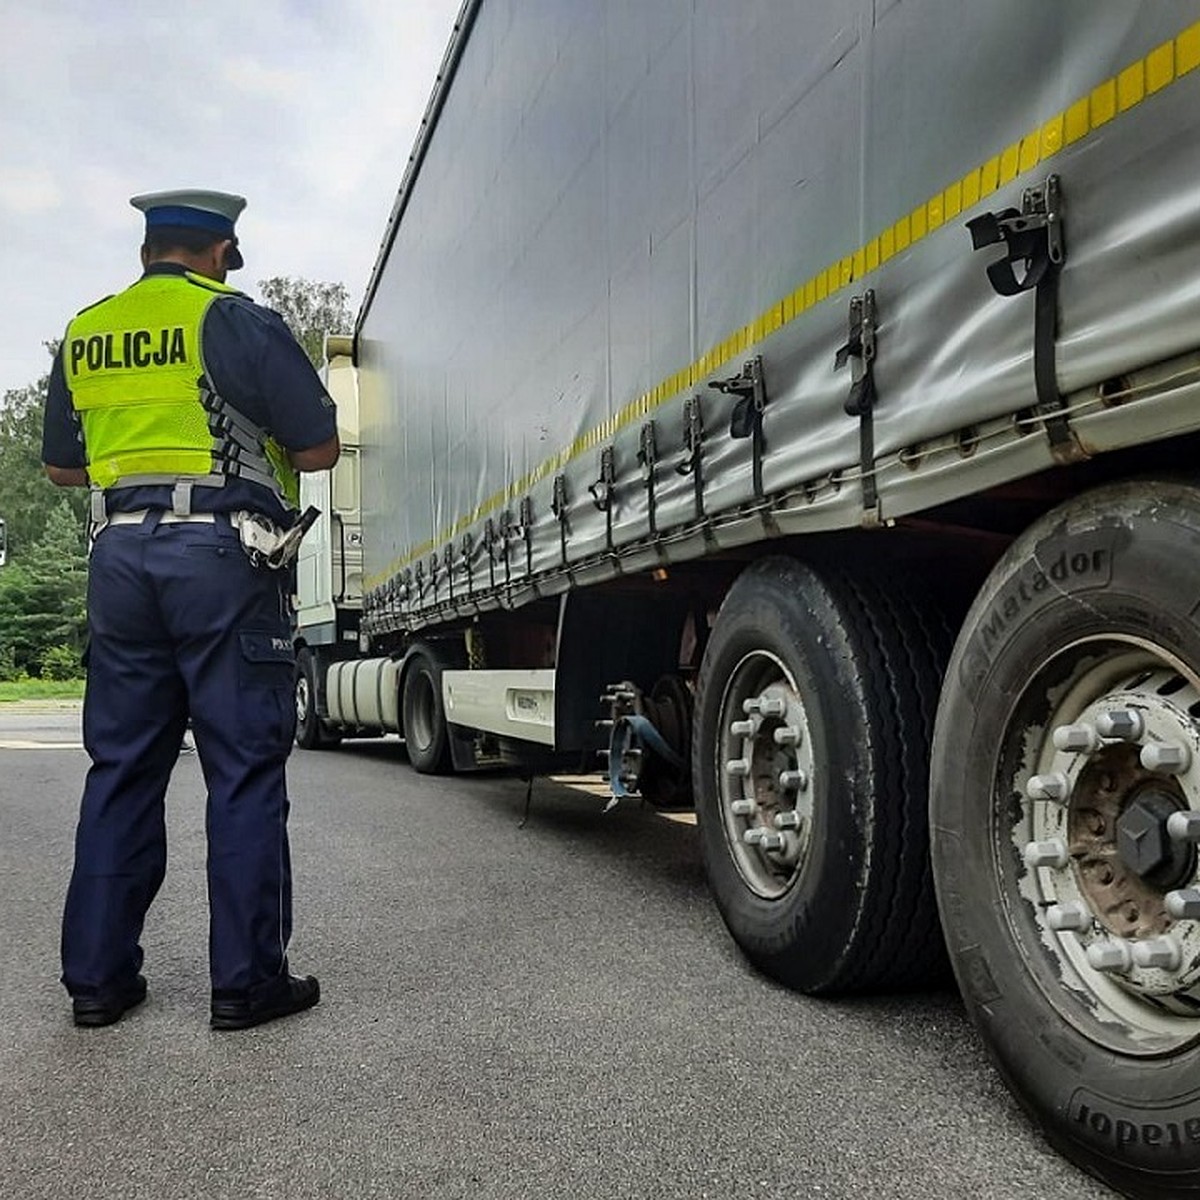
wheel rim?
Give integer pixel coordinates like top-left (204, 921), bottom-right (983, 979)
top-left (998, 634), bottom-right (1200, 1055)
top-left (409, 669), bottom-right (437, 752)
top-left (715, 650), bottom-right (815, 899)
top-left (295, 673), bottom-right (311, 725)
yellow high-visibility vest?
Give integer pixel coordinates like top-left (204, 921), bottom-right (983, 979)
top-left (64, 272), bottom-right (298, 507)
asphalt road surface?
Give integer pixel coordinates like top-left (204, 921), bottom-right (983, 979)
top-left (0, 704), bottom-right (1115, 1200)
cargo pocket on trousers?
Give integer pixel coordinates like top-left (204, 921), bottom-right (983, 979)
top-left (238, 631), bottom-right (297, 751)
top-left (238, 631), bottom-right (295, 685)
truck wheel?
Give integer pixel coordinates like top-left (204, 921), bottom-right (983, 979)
top-left (931, 479), bottom-right (1200, 1198)
top-left (295, 648), bottom-right (340, 750)
top-left (693, 556), bottom-right (950, 994)
top-left (402, 644), bottom-right (453, 774)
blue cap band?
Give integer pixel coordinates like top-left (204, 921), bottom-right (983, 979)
top-left (143, 205), bottom-right (235, 236)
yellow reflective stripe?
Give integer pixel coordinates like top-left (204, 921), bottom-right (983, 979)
top-left (365, 18), bottom-right (1200, 590)
top-left (88, 449), bottom-right (212, 488)
top-left (1179, 24), bottom-right (1200, 75)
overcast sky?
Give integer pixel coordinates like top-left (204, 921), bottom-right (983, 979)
top-left (0, 0), bottom-right (464, 397)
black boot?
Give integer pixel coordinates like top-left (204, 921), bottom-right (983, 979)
top-left (72, 975), bottom-right (148, 1027)
top-left (211, 973), bottom-right (320, 1030)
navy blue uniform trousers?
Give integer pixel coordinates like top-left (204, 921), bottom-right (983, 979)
top-left (61, 513), bottom-right (297, 998)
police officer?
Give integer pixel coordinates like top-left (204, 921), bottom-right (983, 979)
top-left (41, 189), bottom-right (339, 1030)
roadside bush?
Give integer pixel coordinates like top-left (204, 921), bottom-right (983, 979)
top-left (39, 643), bottom-right (81, 681)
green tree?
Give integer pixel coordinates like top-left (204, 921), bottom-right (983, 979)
top-left (0, 640), bottom-right (19, 682)
top-left (0, 561), bottom-right (36, 675)
top-left (256, 277), bottom-right (352, 368)
top-left (0, 499), bottom-right (87, 676)
top-left (0, 355), bottom-right (88, 561)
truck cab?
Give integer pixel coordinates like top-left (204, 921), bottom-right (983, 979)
top-left (293, 335), bottom-right (364, 747)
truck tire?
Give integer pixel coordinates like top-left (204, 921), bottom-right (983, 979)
top-left (294, 648), bottom-right (340, 750)
top-left (931, 479), bottom-right (1200, 1199)
top-left (693, 555), bottom-right (950, 994)
top-left (401, 644), bottom-right (454, 774)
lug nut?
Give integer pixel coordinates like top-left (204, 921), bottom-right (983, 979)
top-left (1095, 709), bottom-right (1145, 741)
top-left (729, 719), bottom-right (757, 737)
top-left (742, 827), bottom-right (784, 850)
top-left (774, 810), bottom-right (804, 831)
top-left (1026, 773), bottom-right (1070, 803)
top-left (744, 695), bottom-right (786, 718)
top-left (726, 758), bottom-right (752, 778)
top-left (1087, 938), bottom-right (1133, 973)
top-left (773, 725), bottom-right (802, 747)
top-left (730, 798), bottom-right (757, 817)
top-left (1141, 742), bottom-right (1192, 774)
top-left (1167, 811), bottom-right (1200, 842)
top-left (1046, 901), bottom-right (1091, 932)
top-left (1131, 937), bottom-right (1182, 971)
top-left (1023, 838), bottom-right (1069, 869)
top-left (1165, 889), bottom-right (1200, 920)
top-left (1053, 723), bottom-right (1100, 753)
top-left (778, 769), bottom-right (808, 791)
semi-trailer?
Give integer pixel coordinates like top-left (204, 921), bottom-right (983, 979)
top-left (294, 3), bottom-right (1200, 1193)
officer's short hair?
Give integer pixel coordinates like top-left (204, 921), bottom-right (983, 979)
top-left (142, 224), bottom-right (226, 259)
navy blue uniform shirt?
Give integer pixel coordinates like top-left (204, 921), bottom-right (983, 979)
top-left (42, 262), bottom-right (337, 525)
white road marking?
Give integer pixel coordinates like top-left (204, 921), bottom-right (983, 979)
top-left (0, 740), bottom-right (85, 750)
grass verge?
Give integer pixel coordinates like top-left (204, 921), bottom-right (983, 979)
top-left (0, 679), bottom-right (85, 703)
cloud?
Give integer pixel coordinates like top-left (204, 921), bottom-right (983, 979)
top-left (0, 166), bottom-right (64, 216)
top-left (0, 0), bottom-right (464, 397)
top-left (75, 165), bottom-right (147, 233)
top-left (221, 56), bottom-right (307, 102)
